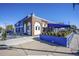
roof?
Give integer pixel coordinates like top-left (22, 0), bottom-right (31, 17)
top-left (15, 13), bottom-right (69, 28)
top-left (31, 13), bottom-right (48, 22)
top-left (15, 16), bottom-right (28, 26)
top-left (48, 23), bottom-right (70, 28)
top-left (15, 13), bottom-right (48, 25)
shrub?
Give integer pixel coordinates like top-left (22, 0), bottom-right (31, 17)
top-left (53, 32), bottom-right (56, 36)
top-left (51, 32), bottom-right (54, 36)
top-left (42, 28), bottom-right (72, 38)
top-left (2, 31), bottom-right (7, 40)
top-left (57, 32), bottom-right (61, 37)
top-left (47, 32), bottom-right (50, 35)
top-left (50, 32), bottom-right (52, 36)
top-left (55, 33), bottom-right (58, 36)
top-left (45, 32), bottom-right (47, 35)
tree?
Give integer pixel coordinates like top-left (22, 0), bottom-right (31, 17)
top-left (6, 25), bottom-right (14, 31)
top-left (2, 30), bottom-right (7, 40)
top-left (71, 25), bottom-right (77, 29)
top-left (0, 26), bottom-right (3, 33)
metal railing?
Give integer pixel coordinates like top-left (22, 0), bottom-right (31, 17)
top-left (67, 32), bottom-right (74, 48)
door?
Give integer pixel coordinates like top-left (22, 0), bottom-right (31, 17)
top-left (27, 22), bottom-right (31, 35)
top-left (24, 24), bottom-right (27, 33)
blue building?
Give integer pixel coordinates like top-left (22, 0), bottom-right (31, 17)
top-left (15, 13), bottom-right (71, 36)
top-left (15, 16), bottom-right (28, 35)
top-left (15, 13), bottom-right (48, 36)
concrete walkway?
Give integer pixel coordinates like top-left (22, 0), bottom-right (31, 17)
top-left (0, 40), bottom-right (73, 56)
top-left (69, 33), bottom-right (79, 52)
top-left (0, 36), bottom-right (77, 56)
top-left (0, 35), bottom-right (79, 56)
top-left (0, 36), bottom-right (35, 46)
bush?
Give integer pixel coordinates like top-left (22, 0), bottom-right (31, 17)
top-left (42, 29), bottom-right (72, 37)
top-left (45, 32), bottom-right (47, 35)
top-left (47, 32), bottom-right (50, 35)
top-left (53, 32), bottom-right (56, 36)
top-left (50, 32), bottom-right (53, 36)
top-left (51, 32), bottom-right (54, 36)
top-left (57, 32), bottom-right (61, 37)
top-left (2, 31), bottom-right (7, 40)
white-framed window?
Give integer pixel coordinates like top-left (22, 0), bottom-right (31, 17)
top-left (38, 26), bottom-right (40, 30)
top-left (35, 26), bottom-right (38, 30)
top-left (44, 24), bottom-right (46, 27)
top-left (35, 26), bottom-right (40, 30)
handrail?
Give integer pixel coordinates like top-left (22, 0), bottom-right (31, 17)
top-left (67, 32), bottom-right (74, 48)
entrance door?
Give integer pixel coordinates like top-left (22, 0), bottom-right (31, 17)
top-left (27, 22), bottom-right (31, 35)
top-left (24, 24), bottom-right (27, 33)
top-left (34, 22), bottom-right (41, 35)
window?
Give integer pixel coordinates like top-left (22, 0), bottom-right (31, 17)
top-left (44, 24), bottom-right (47, 27)
top-left (35, 26), bottom-right (40, 30)
top-left (42, 23), bottom-right (47, 27)
top-left (44, 24), bottom-right (46, 27)
top-left (36, 26), bottom-right (37, 30)
top-left (38, 27), bottom-right (40, 30)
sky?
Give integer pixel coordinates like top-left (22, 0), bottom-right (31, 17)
top-left (0, 3), bottom-right (79, 28)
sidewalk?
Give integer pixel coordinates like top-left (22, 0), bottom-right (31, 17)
top-left (0, 36), bottom-right (35, 46)
top-left (0, 35), bottom-right (78, 56)
top-left (69, 34), bottom-right (79, 51)
top-left (0, 38), bottom-right (75, 56)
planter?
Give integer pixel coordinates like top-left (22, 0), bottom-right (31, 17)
top-left (40, 33), bottom-right (74, 47)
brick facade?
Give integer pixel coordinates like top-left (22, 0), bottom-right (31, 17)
top-left (15, 13), bottom-right (48, 36)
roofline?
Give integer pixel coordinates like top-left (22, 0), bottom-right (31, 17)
top-left (14, 16), bottom-right (28, 25)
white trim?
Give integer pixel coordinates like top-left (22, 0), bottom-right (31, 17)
top-left (24, 24), bottom-right (27, 33)
top-left (34, 16), bottom-right (48, 22)
top-left (27, 22), bottom-right (31, 35)
top-left (34, 22), bottom-right (41, 35)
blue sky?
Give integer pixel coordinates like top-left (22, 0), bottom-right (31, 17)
top-left (0, 3), bottom-right (79, 28)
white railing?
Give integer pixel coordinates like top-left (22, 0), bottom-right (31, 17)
top-left (66, 32), bottom-right (74, 48)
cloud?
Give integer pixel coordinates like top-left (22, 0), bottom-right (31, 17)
top-left (0, 24), bottom-right (6, 29)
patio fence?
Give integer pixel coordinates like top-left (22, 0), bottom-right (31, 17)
top-left (40, 33), bottom-right (74, 47)
top-left (66, 32), bottom-right (74, 48)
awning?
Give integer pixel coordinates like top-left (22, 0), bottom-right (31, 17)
top-left (48, 23), bottom-right (70, 28)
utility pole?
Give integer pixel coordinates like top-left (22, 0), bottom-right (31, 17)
top-left (73, 3), bottom-right (79, 10)
top-left (73, 3), bottom-right (79, 54)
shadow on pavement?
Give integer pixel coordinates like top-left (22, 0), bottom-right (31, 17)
top-left (9, 46), bottom-right (79, 56)
top-left (0, 45), bottom-right (12, 50)
top-left (0, 36), bottom-right (79, 56)
top-left (0, 44), bottom-right (79, 55)
top-left (32, 37), bottom-right (65, 47)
